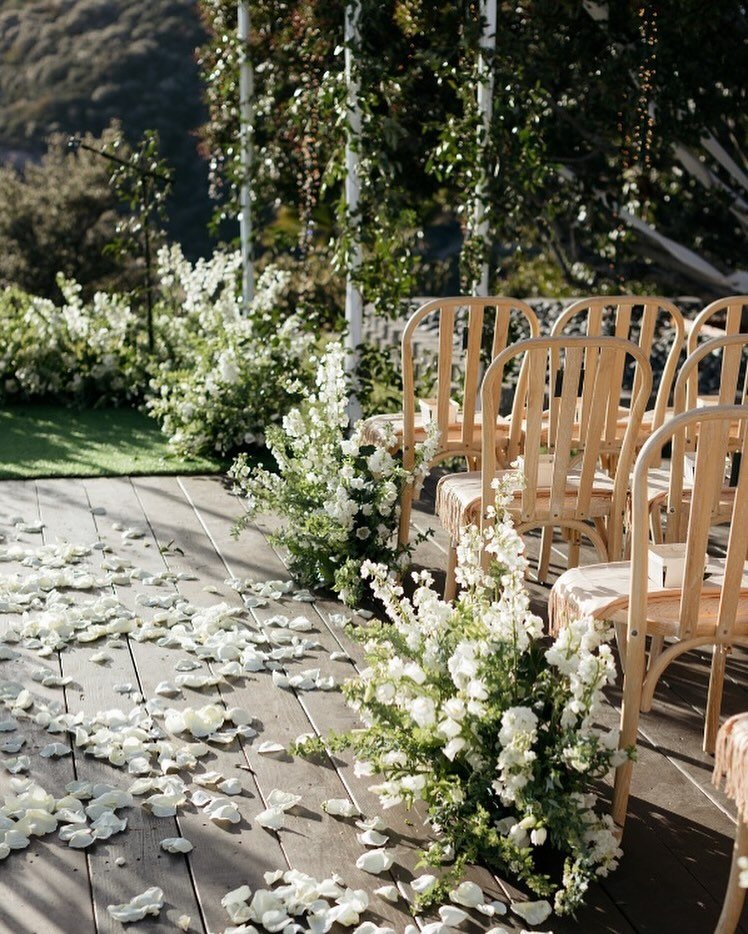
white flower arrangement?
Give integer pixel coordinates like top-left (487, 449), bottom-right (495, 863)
top-left (231, 342), bottom-right (439, 606)
top-left (306, 473), bottom-right (628, 916)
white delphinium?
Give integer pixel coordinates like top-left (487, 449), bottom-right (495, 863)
top-left (331, 472), bottom-right (628, 917)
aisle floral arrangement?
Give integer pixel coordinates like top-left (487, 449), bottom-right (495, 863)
top-left (230, 343), bottom-right (438, 606)
top-left (307, 473), bottom-right (628, 917)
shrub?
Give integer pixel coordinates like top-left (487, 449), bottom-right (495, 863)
top-left (230, 343), bottom-right (438, 606)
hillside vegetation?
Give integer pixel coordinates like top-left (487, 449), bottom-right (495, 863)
top-left (0, 0), bottom-right (211, 256)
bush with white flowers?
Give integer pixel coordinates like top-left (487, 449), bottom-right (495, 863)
top-left (230, 342), bottom-right (439, 606)
top-left (0, 243), bottom-right (317, 456)
top-left (321, 473), bottom-right (628, 915)
top-left (147, 250), bottom-right (317, 456)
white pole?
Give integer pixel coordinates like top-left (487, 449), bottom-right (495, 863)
top-left (474, 0), bottom-right (497, 297)
top-left (344, 0), bottom-right (363, 421)
top-left (238, 2), bottom-right (255, 310)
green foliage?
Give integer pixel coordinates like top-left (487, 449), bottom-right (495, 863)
top-left (198, 0), bottom-right (746, 300)
top-left (0, 277), bottom-right (147, 406)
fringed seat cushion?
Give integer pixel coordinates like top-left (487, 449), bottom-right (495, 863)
top-left (435, 471), bottom-right (483, 537)
top-left (549, 559), bottom-right (748, 637)
top-left (435, 468), bottom-right (617, 543)
top-left (714, 713), bottom-right (748, 819)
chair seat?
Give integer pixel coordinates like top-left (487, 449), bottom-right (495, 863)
top-left (549, 558), bottom-right (748, 638)
top-left (436, 468), bottom-right (616, 542)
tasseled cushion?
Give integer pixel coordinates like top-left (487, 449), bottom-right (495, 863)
top-left (550, 559), bottom-right (748, 637)
top-left (435, 471), bottom-right (483, 541)
top-left (714, 713), bottom-right (748, 819)
top-left (548, 563), bottom-right (632, 635)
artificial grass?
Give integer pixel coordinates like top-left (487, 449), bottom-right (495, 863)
top-left (0, 404), bottom-right (227, 479)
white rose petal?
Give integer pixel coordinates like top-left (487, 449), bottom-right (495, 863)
top-left (5, 756), bottom-right (30, 773)
top-left (255, 807), bottom-right (285, 830)
top-left (439, 905), bottom-right (469, 927)
top-left (175, 915), bottom-right (191, 931)
top-left (107, 886), bottom-right (164, 923)
top-left (355, 848), bottom-right (394, 874)
top-left (511, 900), bottom-right (553, 926)
top-left (160, 837), bottom-right (194, 853)
top-left (353, 924), bottom-right (395, 934)
top-left (411, 874), bottom-right (438, 895)
top-left (356, 829), bottom-right (389, 847)
top-left (374, 885), bottom-right (399, 903)
top-left (449, 880), bottom-right (485, 908)
top-left (40, 743), bottom-right (72, 758)
top-left (256, 741), bottom-right (285, 756)
top-left (204, 798), bottom-right (241, 824)
top-left (217, 779), bottom-right (242, 796)
top-left (155, 681), bottom-right (181, 697)
top-left (67, 829), bottom-right (95, 849)
top-left (322, 798), bottom-right (361, 818)
top-left (266, 789), bottom-right (302, 812)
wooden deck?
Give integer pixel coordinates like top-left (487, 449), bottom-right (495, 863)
top-left (0, 474), bottom-right (745, 934)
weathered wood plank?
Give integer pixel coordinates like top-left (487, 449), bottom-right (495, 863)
top-left (135, 475), bottom-right (415, 931)
top-left (84, 475), bottom-right (285, 934)
top-left (35, 478), bottom-right (206, 934)
top-left (0, 480), bottom-right (98, 934)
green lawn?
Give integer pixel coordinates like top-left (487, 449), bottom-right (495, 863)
top-left (0, 404), bottom-right (227, 479)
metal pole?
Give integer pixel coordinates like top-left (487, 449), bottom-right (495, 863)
top-left (474, 0), bottom-right (497, 297)
top-left (344, 0), bottom-right (363, 421)
top-left (238, 2), bottom-right (255, 310)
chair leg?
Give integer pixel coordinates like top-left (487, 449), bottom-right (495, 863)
top-left (443, 541), bottom-right (458, 603)
top-left (644, 636), bottom-right (665, 703)
top-left (715, 819), bottom-right (748, 934)
top-left (612, 626), bottom-right (649, 830)
top-left (567, 528), bottom-right (581, 570)
top-left (397, 483), bottom-right (414, 549)
top-left (537, 526), bottom-right (553, 583)
top-left (704, 644), bottom-right (729, 755)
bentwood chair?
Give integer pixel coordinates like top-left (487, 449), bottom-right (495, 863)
top-left (687, 296), bottom-right (748, 357)
top-left (361, 297), bottom-right (539, 545)
top-left (644, 333), bottom-right (748, 545)
top-left (550, 295), bottom-right (685, 441)
top-left (550, 406), bottom-right (748, 830)
top-left (435, 335), bottom-right (652, 600)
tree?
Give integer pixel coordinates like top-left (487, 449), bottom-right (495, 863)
top-left (197, 1), bottom-right (748, 302)
top-left (0, 127), bottom-right (142, 300)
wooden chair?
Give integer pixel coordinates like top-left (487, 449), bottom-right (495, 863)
top-left (713, 712), bottom-right (748, 934)
top-left (549, 406), bottom-right (748, 831)
top-left (550, 295), bottom-right (685, 440)
top-left (644, 333), bottom-right (748, 544)
top-left (686, 295), bottom-right (748, 357)
top-left (435, 335), bottom-right (652, 600)
top-left (360, 297), bottom-right (539, 545)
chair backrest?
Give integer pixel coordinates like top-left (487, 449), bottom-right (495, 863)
top-left (550, 296), bottom-right (685, 431)
top-left (673, 333), bottom-right (748, 415)
top-left (630, 406), bottom-right (748, 642)
top-left (401, 297), bottom-right (539, 464)
top-left (686, 295), bottom-right (748, 356)
top-left (480, 335), bottom-right (652, 556)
